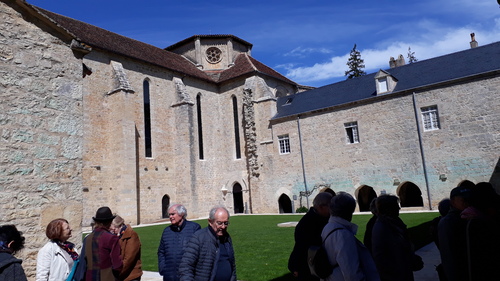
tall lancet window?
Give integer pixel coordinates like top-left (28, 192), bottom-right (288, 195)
top-left (196, 94), bottom-right (204, 160)
top-left (232, 96), bottom-right (241, 159)
top-left (143, 80), bottom-right (152, 157)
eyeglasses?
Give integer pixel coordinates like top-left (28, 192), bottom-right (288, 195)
top-left (215, 221), bottom-right (230, 226)
top-left (168, 213), bottom-right (177, 216)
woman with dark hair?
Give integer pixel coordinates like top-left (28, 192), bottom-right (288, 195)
top-left (0, 224), bottom-right (27, 281)
top-left (36, 218), bottom-right (79, 281)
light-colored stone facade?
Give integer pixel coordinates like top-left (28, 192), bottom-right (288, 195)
top-left (1, 0), bottom-right (499, 279)
top-left (267, 77), bottom-right (500, 210)
top-left (0, 1), bottom-right (84, 278)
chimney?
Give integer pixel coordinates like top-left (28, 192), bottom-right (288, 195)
top-left (389, 54), bottom-right (406, 68)
top-left (470, 33), bottom-right (478, 48)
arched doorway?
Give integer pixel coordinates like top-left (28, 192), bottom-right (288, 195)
top-left (398, 182), bottom-right (424, 207)
top-left (233, 183), bottom-right (244, 213)
top-left (322, 188), bottom-right (336, 196)
top-left (162, 195), bottom-right (170, 219)
top-left (458, 180), bottom-right (475, 189)
top-left (357, 185), bottom-right (377, 212)
top-left (278, 194), bottom-right (293, 213)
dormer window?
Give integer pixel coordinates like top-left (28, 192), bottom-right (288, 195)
top-left (374, 70), bottom-right (397, 95)
top-left (377, 78), bottom-right (388, 93)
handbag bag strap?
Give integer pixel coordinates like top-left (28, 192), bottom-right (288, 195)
top-left (322, 227), bottom-right (343, 244)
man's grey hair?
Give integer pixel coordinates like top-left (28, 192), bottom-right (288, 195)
top-left (169, 204), bottom-right (187, 218)
top-left (209, 206), bottom-right (230, 220)
top-left (329, 192), bottom-right (356, 219)
top-left (313, 192), bottom-right (333, 208)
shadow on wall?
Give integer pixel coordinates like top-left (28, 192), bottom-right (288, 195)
top-left (490, 157), bottom-right (500, 193)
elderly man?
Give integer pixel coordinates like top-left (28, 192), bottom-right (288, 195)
top-left (158, 204), bottom-right (201, 281)
top-left (323, 192), bottom-right (379, 281)
top-left (288, 192), bottom-right (332, 281)
top-left (179, 206), bottom-right (236, 281)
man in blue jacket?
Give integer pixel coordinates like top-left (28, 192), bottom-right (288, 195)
top-left (158, 204), bottom-right (201, 281)
top-left (179, 206), bottom-right (236, 281)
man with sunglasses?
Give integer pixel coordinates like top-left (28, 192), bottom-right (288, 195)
top-left (179, 206), bottom-right (236, 281)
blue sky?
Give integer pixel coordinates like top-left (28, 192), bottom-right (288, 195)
top-left (28, 0), bottom-right (500, 87)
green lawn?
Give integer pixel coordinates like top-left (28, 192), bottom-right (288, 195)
top-left (134, 212), bottom-right (438, 281)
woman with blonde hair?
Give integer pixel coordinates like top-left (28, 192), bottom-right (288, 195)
top-left (110, 215), bottom-right (143, 281)
top-left (36, 218), bottom-right (78, 280)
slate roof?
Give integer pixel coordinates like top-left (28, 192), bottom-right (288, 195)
top-left (273, 41), bottom-right (500, 120)
top-left (29, 4), bottom-right (295, 85)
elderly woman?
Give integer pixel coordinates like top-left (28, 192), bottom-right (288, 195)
top-left (110, 215), bottom-right (143, 281)
top-left (0, 225), bottom-right (28, 281)
top-left (322, 192), bottom-right (379, 281)
top-left (36, 218), bottom-right (79, 281)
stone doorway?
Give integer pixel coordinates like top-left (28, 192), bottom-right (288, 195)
top-left (233, 183), bottom-right (244, 213)
top-left (278, 194), bottom-right (293, 213)
top-left (162, 195), bottom-right (170, 219)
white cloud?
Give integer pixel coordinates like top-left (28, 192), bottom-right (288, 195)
top-left (285, 20), bottom-right (500, 85)
top-left (283, 47), bottom-right (333, 58)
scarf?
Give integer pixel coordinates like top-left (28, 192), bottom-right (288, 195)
top-left (119, 225), bottom-right (127, 238)
top-left (55, 240), bottom-right (79, 261)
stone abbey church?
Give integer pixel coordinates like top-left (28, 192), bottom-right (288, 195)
top-left (2, 0), bottom-right (500, 275)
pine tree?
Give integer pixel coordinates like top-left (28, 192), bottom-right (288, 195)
top-left (345, 44), bottom-right (366, 79)
top-left (407, 46), bottom-right (418, 63)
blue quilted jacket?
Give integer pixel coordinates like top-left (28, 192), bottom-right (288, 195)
top-left (158, 220), bottom-right (201, 281)
top-left (179, 227), bottom-right (236, 281)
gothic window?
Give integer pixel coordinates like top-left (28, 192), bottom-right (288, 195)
top-left (421, 105), bottom-right (440, 131)
top-left (196, 94), bottom-right (204, 160)
top-left (345, 122), bottom-right (359, 144)
top-left (278, 134), bottom-right (291, 154)
top-left (206, 47), bottom-right (222, 64)
top-left (143, 80), bottom-right (152, 157)
top-left (232, 96), bottom-right (241, 159)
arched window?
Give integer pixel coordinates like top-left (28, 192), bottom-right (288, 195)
top-left (196, 94), bottom-right (204, 160)
top-left (233, 183), bottom-right (244, 213)
top-left (143, 80), bottom-right (152, 157)
top-left (232, 96), bottom-right (241, 159)
top-left (161, 195), bottom-right (170, 219)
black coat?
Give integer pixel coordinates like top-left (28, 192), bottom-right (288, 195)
top-left (288, 207), bottom-right (329, 280)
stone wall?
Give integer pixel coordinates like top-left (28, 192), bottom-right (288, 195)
top-left (264, 76), bottom-right (500, 211)
top-left (0, 1), bottom-right (84, 278)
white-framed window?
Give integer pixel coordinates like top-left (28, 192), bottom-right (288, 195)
top-left (421, 105), bottom-right (440, 131)
top-left (344, 122), bottom-right (359, 144)
top-left (377, 77), bottom-right (388, 93)
top-left (278, 135), bottom-right (291, 154)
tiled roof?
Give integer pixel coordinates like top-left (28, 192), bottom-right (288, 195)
top-left (165, 34), bottom-right (253, 51)
top-left (217, 53), bottom-right (296, 85)
top-left (29, 5), bottom-right (295, 86)
top-left (32, 6), bottom-right (214, 82)
top-left (273, 41), bottom-right (500, 120)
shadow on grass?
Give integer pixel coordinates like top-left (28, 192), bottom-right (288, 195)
top-left (268, 272), bottom-right (296, 281)
top-left (408, 220), bottom-right (434, 250)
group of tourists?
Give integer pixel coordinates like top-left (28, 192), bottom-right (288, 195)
top-left (0, 204), bottom-right (234, 281)
top-left (289, 191), bottom-right (424, 281)
top-left (435, 182), bottom-right (500, 281)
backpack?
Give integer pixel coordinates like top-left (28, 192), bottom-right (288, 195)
top-left (307, 228), bottom-right (341, 279)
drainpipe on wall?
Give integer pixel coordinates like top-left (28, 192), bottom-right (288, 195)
top-left (297, 116), bottom-right (310, 208)
top-left (412, 92), bottom-right (432, 210)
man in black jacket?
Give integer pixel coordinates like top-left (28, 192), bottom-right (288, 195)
top-left (179, 206), bottom-right (236, 281)
top-left (288, 192), bottom-right (332, 281)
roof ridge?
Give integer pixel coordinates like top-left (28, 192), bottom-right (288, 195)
top-left (243, 53), bottom-right (258, 71)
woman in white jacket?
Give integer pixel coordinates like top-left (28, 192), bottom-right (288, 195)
top-left (36, 218), bottom-right (79, 281)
